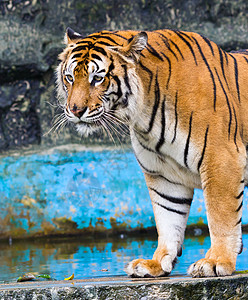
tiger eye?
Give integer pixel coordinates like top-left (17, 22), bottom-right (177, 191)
top-left (65, 74), bottom-right (74, 83)
top-left (93, 75), bottom-right (103, 82)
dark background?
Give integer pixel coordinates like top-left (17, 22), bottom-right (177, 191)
top-left (0, 0), bottom-right (247, 153)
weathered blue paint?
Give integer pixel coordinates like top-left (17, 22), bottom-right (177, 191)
top-left (0, 147), bottom-right (247, 237)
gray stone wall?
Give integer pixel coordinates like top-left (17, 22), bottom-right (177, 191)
top-left (0, 0), bottom-right (248, 153)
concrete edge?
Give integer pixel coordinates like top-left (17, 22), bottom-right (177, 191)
top-left (1, 274), bottom-right (248, 299)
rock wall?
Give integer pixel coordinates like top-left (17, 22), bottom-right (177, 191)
top-left (0, 0), bottom-right (248, 153)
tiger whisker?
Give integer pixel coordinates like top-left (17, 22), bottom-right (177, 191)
top-left (104, 115), bottom-right (129, 137)
top-left (103, 117), bottom-right (126, 139)
top-left (43, 114), bottom-right (68, 136)
top-left (99, 119), bottom-right (117, 146)
top-left (102, 118), bottom-right (125, 149)
top-left (52, 117), bottom-right (68, 133)
top-left (104, 111), bottom-right (130, 128)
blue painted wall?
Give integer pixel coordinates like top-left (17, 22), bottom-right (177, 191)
top-left (0, 147), bottom-right (247, 238)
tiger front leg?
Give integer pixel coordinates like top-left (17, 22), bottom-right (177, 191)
top-left (125, 173), bottom-right (194, 277)
top-left (188, 146), bottom-right (246, 277)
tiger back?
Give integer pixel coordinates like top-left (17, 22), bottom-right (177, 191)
top-left (57, 27), bottom-right (248, 278)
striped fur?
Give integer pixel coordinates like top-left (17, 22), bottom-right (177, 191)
top-left (57, 28), bottom-right (248, 278)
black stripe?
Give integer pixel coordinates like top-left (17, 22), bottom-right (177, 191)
top-left (91, 54), bottom-right (103, 61)
top-left (224, 51), bottom-right (229, 65)
top-left (134, 138), bottom-right (183, 186)
top-left (107, 55), bottom-right (115, 74)
top-left (215, 68), bottom-right (232, 138)
top-left (87, 109), bottom-right (102, 117)
top-left (122, 64), bottom-right (132, 94)
top-left (136, 135), bottom-right (157, 153)
top-left (154, 174), bottom-right (182, 186)
top-left (105, 74), bottom-right (122, 101)
top-left (95, 41), bottom-right (114, 47)
top-left (161, 52), bottom-right (172, 89)
top-left (184, 112), bottom-right (193, 169)
top-left (236, 218), bottom-right (242, 226)
top-left (171, 91), bottom-right (178, 144)
top-left (218, 48), bottom-right (229, 89)
top-left (108, 63), bottom-right (115, 74)
top-left (230, 54), bottom-right (241, 103)
top-left (76, 40), bottom-right (91, 45)
top-left (174, 31), bottom-right (197, 65)
top-left (197, 126), bottom-right (209, 172)
top-left (192, 37), bottom-right (217, 111)
top-left (155, 97), bottom-right (166, 152)
top-left (244, 56), bottom-right (248, 63)
top-left (157, 32), bottom-right (179, 61)
top-left (150, 187), bottom-right (192, 205)
top-left (92, 60), bottom-right (99, 72)
top-left (71, 53), bottom-right (82, 60)
top-left (232, 103), bottom-right (239, 152)
top-left (167, 45), bottom-right (179, 61)
top-left (146, 43), bottom-right (164, 61)
top-left (109, 32), bottom-right (128, 40)
top-left (122, 64), bottom-right (132, 107)
top-left (170, 40), bottom-right (184, 60)
top-left (236, 201), bottom-right (243, 212)
top-left (152, 200), bottom-right (187, 216)
top-left (236, 191), bottom-right (244, 199)
top-left (138, 61), bottom-right (153, 93)
top-left (85, 35), bottom-right (97, 41)
top-left (93, 46), bottom-right (107, 56)
top-left (135, 155), bottom-right (157, 174)
top-left (178, 31), bottom-right (193, 41)
top-left (146, 70), bottom-right (160, 133)
top-left (71, 45), bottom-right (87, 53)
top-left (89, 35), bottom-right (121, 45)
top-left (200, 35), bottom-right (214, 56)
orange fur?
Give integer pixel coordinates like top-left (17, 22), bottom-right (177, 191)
top-left (57, 28), bottom-right (248, 277)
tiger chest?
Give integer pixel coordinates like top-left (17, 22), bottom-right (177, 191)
top-left (130, 127), bottom-right (202, 190)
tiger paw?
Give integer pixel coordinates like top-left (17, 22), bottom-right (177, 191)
top-left (124, 257), bottom-right (175, 277)
top-left (188, 258), bottom-right (235, 278)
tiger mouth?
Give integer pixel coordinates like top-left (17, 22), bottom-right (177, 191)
top-left (73, 110), bottom-right (105, 125)
top-left (76, 118), bottom-right (102, 128)
top-left (75, 114), bottom-right (104, 130)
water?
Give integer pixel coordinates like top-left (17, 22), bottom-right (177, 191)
top-left (1, 234), bottom-right (248, 283)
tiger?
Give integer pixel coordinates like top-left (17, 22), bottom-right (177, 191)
top-left (56, 27), bottom-right (248, 278)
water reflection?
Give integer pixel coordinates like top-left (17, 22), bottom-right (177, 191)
top-left (0, 234), bottom-right (247, 283)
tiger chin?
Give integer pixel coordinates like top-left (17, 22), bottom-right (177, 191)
top-left (57, 27), bottom-right (248, 278)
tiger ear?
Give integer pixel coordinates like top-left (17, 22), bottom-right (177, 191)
top-left (122, 32), bottom-right (148, 61)
top-left (65, 27), bottom-right (83, 45)
top-left (111, 32), bottom-right (147, 62)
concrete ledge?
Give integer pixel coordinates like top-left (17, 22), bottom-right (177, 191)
top-left (1, 274), bottom-right (248, 299)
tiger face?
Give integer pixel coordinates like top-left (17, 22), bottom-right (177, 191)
top-left (57, 28), bottom-right (147, 136)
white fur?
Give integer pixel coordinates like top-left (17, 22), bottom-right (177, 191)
top-left (88, 60), bottom-right (106, 86)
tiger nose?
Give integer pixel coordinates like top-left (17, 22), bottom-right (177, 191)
top-left (71, 105), bottom-right (87, 118)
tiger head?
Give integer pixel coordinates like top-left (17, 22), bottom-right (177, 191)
top-left (56, 28), bottom-right (147, 136)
